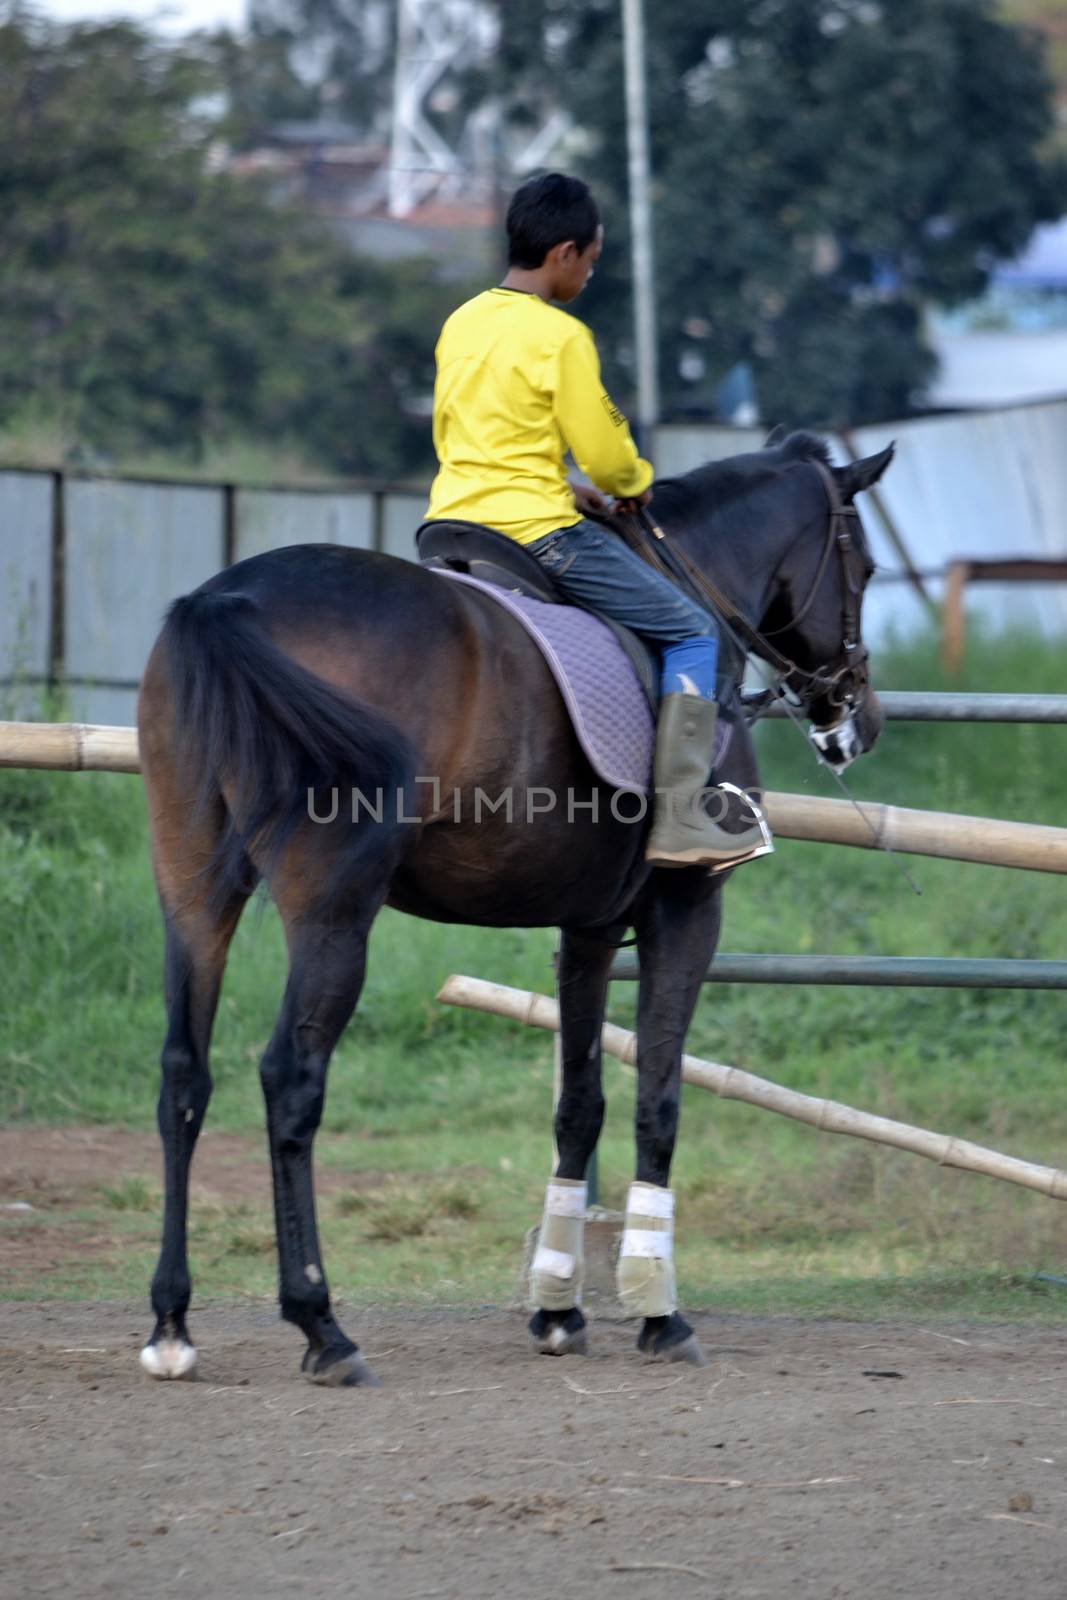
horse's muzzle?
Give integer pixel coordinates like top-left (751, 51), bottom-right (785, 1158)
top-left (809, 689), bottom-right (883, 771)
top-left (809, 716), bottom-right (863, 771)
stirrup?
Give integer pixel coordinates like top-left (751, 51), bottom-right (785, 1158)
top-left (706, 783), bottom-right (774, 874)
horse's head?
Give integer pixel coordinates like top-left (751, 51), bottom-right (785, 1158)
top-left (647, 429), bottom-right (893, 770)
top-left (754, 430), bottom-right (893, 770)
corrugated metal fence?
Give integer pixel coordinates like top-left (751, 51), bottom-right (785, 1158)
top-left (0, 471), bottom-right (427, 724)
top-left (655, 398), bottom-right (1067, 647)
top-left (4, 397), bottom-right (1067, 723)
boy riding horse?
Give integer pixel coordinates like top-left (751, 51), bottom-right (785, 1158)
top-left (424, 172), bottom-right (769, 870)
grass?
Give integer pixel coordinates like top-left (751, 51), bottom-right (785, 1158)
top-left (3, 628), bottom-right (1067, 1321)
top-left (98, 1175), bottom-right (157, 1213)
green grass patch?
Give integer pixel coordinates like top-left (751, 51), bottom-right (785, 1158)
top-left (98, 1175), bottom-right (158, 1213)
top-left (3, 628), bottom-right (1067, 1318)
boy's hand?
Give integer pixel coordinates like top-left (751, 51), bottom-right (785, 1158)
top-left (571, 482), bottom-right (608, 516)
top-left (613, 488), bottom-right (653, 515)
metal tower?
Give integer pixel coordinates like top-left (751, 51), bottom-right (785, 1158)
top-left (387, 0), bottom-right (498, 217)
top-left (387, 0), bottom-right (570, 218)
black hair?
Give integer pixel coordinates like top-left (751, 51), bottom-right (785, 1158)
top-left (505, 173), bottom-right (600, 269)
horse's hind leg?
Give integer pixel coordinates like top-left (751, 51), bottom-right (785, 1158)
top-left (141, 805), bottom-right (248, 1380)
top-left (528, 926), bottom-right (620, 1357)
top-left (260, 872), bottom-right (389, 1387)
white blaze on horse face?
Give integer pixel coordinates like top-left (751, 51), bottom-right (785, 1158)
top-left (810, 715), bottom-right (863, 772)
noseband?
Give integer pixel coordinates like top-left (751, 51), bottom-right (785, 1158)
top-left (623, 459), bottom-right (871, 723)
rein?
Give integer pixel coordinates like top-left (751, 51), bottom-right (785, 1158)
top-left (613, 460), bottom-right (923, 893)
top-left (613, 459), bottom-right (870, 716)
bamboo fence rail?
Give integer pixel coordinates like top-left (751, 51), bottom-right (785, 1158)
top-left (0, 721), bottom-right (140, 773)
top-left (437, 975), bottom-right (1067, 1203)
top-left (1, 719), bottom-right (1064, 875)
top-left (759, 791), bottom-right (1067, 873)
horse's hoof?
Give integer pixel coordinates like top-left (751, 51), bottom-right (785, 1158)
top-left (660, 1333), bottom-right (709, 1367)
top-left (637, 1313), bottom-right (708, 1367)
top-left (528, 1307), bottom-right (588, 1356)
top-left (538, 1324), bottom-right (589, 1357)
top-left (302, 1347), bottom-right (380, 1388)
top-left (140, 1338), bottom-right (198, 1381)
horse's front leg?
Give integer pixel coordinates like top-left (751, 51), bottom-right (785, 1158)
top-left (528, 925), bottom-right (622, 1356)
top-left (622, 874), bottom-right (723, 1365)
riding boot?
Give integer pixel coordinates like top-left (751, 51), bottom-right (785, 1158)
top-left (645, 693), bottom-right (773, 870)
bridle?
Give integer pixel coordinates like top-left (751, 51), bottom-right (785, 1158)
top-left (615, 458), bottom-right (872, 724)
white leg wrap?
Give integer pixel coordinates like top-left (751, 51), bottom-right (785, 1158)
top-left (530, 1178), bottom-right (587, 1310)
top-left (616, 1181), bottom-right (676, 1317)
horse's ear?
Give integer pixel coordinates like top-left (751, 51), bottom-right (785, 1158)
top-left (834, 441), bottom-right (895, 500)
top-left (763, 423), bottom-right (788, 448)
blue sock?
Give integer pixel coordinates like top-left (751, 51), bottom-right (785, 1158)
top-left (661, 637), bottom-right (718, 700)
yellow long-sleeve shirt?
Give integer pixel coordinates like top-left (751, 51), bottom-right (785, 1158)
top-left (425, 287), bottom-right (653, 546)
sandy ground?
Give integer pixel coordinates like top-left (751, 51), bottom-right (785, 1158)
top-left (2, 1299), bottom-right (1067, 1600)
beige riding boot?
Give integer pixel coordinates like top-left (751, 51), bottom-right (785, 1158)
top-left (645, 693), bottom-right (773, 869)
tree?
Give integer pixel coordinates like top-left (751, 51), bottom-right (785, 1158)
top-left (0, 12), bottom-right (456, 475)
top-left (243, 0), bottom-right (395, 136)
top-left (499, 0), bottom-right (1067, 425)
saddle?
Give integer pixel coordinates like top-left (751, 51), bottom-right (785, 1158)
top-left (416, 520), bottom-right (658, 709)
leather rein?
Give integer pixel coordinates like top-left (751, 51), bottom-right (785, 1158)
top-left (612, 458), bottom-right (871, 719)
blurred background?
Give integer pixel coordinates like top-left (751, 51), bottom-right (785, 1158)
top-left (7, 0), bottom-right (1067, 463)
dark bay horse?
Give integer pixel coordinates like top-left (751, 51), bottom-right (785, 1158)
top-left (137, 430), bottom-right (891, 1385)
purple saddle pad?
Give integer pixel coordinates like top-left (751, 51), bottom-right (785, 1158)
top-left (431, 568), bottom-right (655, 792)
top-left (430, 569), bottom-right (732, 792)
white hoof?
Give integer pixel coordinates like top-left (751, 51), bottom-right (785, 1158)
top-left (140, 1338), bottom-right (198, 1380)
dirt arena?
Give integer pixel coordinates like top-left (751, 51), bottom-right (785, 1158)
top-left (3, 1299), bottom-right (1067, 1599)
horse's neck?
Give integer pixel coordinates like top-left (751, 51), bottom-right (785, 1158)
top-left (681, 515), bottom-right (790, 633)
top-left (677, 495), bottom-right (809, 632)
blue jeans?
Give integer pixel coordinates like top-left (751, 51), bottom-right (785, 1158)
top-left (527, 520), bottom-right (720, 698)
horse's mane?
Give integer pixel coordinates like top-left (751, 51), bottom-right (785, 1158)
top-left (650, 430), bottom-right (831, 538)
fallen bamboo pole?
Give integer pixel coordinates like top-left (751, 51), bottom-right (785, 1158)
top-left (1, 719), bottom-right (1065, 875)
top-left (437, 975), bottom-right (1067, 1203)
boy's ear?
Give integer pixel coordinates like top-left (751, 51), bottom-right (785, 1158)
top-left (550, 239), bottom-right (578, 264)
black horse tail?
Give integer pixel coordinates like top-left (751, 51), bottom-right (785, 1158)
top-left (161, 588), bottom-right (415, 904)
